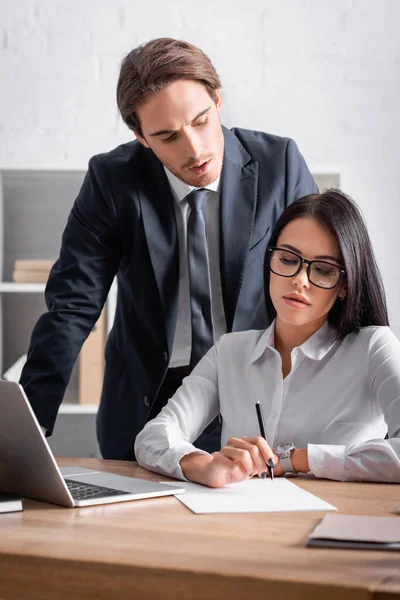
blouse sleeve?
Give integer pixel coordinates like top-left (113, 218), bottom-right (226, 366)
top-left (308, 327), bottom-right (400, 482)
top-left (134, 341), bottom-right (221, 480)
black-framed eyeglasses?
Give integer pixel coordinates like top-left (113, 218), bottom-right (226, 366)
top-left (267, 247), bottom-right (346, 290)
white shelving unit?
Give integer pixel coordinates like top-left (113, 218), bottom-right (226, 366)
top-left (0, 169), bottom-right (117, 414)
top-left (59, 404), bottom-right (99, 415)
top-left (0, 282), bottom-right (46, 293)
top-left (0, 169), bottom-right (120, 458)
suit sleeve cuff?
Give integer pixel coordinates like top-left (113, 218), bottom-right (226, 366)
top-left (307, 444), bottom-right (347, 481)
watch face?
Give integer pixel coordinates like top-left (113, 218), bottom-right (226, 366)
top-left (274, 441), bottom-right (295, 457)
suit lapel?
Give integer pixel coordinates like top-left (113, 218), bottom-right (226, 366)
top-left (135, 148), bottom-right (179, 355)
top-left (220, 127), bottom-right (259, 331)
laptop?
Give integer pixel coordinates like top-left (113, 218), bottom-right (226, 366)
top-left (0, 380), bottom-right (185, 507)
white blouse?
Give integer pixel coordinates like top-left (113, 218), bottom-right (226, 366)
top-left (135, 322), bottom-right (400, 483)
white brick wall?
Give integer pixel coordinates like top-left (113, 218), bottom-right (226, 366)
top-left (1, 0), bottom-right (399, 334)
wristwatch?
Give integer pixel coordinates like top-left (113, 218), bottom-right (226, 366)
top-left (273, 442), bottom-right (297, 477)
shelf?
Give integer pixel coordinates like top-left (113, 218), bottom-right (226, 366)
top-left (0, 282), bottom-right (46, 293)
top-left (0, 281), bottom-right (116, 333)
top-left (59, 404), bottom-right (98, 415)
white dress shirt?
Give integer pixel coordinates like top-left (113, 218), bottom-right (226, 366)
top-left (164, 167), bottom-right (227, 367)
top-left (135, 321), bottom-right (400, 483)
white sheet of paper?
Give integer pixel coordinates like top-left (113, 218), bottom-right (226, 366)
top-left (172, 478), bottom-right (337, 514)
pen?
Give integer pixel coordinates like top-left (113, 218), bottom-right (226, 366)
top-left (255, 401), bottom-right (274, 481)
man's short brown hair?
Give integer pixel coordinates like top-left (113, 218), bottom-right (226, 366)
top-left (116, 38), bottom-right (221, 136)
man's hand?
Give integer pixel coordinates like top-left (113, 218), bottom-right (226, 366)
top-left (180, 436), bottom-right (278, 488)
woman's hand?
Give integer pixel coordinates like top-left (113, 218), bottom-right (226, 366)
top-left (180, 436), bottom-right (278, 488)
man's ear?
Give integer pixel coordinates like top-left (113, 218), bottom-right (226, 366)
top-left (214, 88), bottom-right (222, 114)
top-left (135, 132), bottom-right (150, 148)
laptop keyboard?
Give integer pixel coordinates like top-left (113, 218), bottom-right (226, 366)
top-left (65, 478), bottom-right (130, 501)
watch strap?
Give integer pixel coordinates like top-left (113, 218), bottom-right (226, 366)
top-left (280, 454), bottom-right (295, 474)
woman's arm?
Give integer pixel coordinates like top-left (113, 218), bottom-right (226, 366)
top-left (134, 343), bottom-right (221, 480)
top-left (306, 327), bottom-right (400, 482)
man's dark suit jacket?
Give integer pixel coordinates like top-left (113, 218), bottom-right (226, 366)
top-left (20, 126), bottom-right (317, 460)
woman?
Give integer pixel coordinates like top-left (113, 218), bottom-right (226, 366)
top-left (135, 189), bottom-right (400, 487)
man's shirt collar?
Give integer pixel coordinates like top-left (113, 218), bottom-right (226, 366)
top-left (164, 166), bottom-right (220, 204)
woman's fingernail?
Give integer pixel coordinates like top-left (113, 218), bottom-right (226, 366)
top-left (248, 472), bottom-right (254, 478)
top-left (260, 472), bottom-right (267, 479)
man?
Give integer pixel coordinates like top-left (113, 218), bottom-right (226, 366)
top-left (20, 38), bottom-right (317, 460)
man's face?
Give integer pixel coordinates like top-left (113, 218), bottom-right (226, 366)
top-left (135, 79), bottom-right (224, 187)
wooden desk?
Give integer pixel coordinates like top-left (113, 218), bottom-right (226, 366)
top-left (0, 457), bottom-right (399, 600)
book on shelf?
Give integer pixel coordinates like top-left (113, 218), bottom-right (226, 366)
top-left (79, 309), bottom-right (106, 405)
top-left (0, 491), bottom-right (23, 514)
top-left (13, 270), bottom-right (50, 283)
top-left (12, 259), bottom-right (55, 283)
top-left (14, 259), bottom-right (55, 272)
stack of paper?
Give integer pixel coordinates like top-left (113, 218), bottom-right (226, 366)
top-left (172, 478), bottom-right (337, 514)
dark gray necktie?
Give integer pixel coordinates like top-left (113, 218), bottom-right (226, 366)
top-left (186, 189), bottom-right (214, 368)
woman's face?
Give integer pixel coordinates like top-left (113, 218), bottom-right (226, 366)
top-left (269, 217), bottom-right (346, 330)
